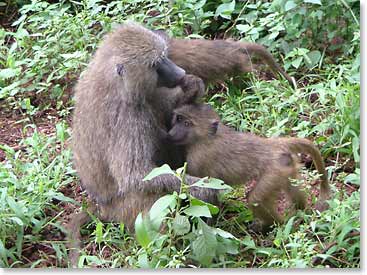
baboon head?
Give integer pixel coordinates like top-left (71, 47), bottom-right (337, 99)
top-left (168, 104), bottom-right (220, 145)
top-left (102, 22), bottom-right (185, 89)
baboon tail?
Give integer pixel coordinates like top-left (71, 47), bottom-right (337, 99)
top-left (67, 205), bottom-right (96, 267)
top-left (285, 138), bottom-right (331, 204)
top-left (237, 42), bottom-right (295, 87)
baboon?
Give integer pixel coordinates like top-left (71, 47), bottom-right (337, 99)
top-left (70, 22), bottom-right (218, 263)
top-left (166, 104), bottom-right (331, 232)
top-left (153, 30), bottom-right (294, 86)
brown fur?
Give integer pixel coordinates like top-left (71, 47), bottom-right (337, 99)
top-left (70, 22), bottom-right (218, 265)
top-left (167, 38), bottom-right (295, 86)
top-left (168, 104), bottom-right (331, 232)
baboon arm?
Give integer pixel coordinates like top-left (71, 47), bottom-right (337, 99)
top-left (168, 39), bottom-right (243, 84)
top-left (109, 157), bottom-right (218, 204)
top-left (142, 165), bottom-right (218, 203)
top-left (167, 39), bottom-right (294, 86)
top-left (146, 172), bottom-right (219, 204)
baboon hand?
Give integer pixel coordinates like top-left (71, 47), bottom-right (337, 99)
top-left (179, 74), bottom-right (205, 104)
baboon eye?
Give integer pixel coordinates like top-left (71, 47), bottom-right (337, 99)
top-left (184, 121), bottom-right (191, 127)
top-left (176, 115), bottom-right (183, 122)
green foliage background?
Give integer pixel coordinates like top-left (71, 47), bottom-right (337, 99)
top-left (0, 0), bottom-right (360, 268)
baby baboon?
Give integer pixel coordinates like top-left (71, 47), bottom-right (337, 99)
top-left (155, 31), bottom-right (294, 86)
top-left (167, 104), bottom-right (331, 232)
top-left (71, 22), bottom-right (218, 260)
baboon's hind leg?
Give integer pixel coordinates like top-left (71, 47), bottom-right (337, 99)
top-left (286, 183), bottom-right (307, 210)
top-left (247, 174), bottom-right (284, 233)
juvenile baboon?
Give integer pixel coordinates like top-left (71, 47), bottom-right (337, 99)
top-left (70, 22), bottom-right (218, 264)
top-left (154, 31), bottom-right (294, 86)
top-left (167, 104), bottom-right (331, 232)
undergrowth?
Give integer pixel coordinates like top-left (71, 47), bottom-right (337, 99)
top-left (0, 0), bottom-right (360, 268)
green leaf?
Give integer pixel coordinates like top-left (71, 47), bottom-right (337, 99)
top-left (52, 192), bottom-right (76, 203)
top-left (241, 236), bottom-right (256, 249)
top-left (143, 164), bottom-right (175, 181)
top-left (236, 24), bottom-right (251, 33)
top-left (95, 222), bottom-right (103, 244)
top-left (173, 214), bottom-right (191, 236)
top-left (215, 0), bottom-right (235, 20)
top-left (191, 219), bottom-right (217, 266)
top-left (217, 237), bottom-right (239, 255)
top-left (134, 213), bottom-right (152, 248)
top-left (344, 169), bottom-right (360, 186)
top-left (149, 194), bottom-right (176, 230)
top-left (214, 228), bottom-right (236, 239)
top-left (304, 0), bottom-right (322, 5)
top-left (291, 56), bottom-right (303, 68)
top-left (138, 253), bottom-right (150, 268)
top-left (305, 50), bottom-right (321, 68)
top-left (0, 239), bottom-right (8, 266)
top-left (193, 0), bottom-right (207, 10)
top-left (149, 194), bottom-right (176, 219)
top-left (184, 205), bottom-right (211, 218)
top-left (192, 177), bottom-right (233, 190)
top-left (0, 144), bottom-right (15, 155)
top-left (352, 136), bottom-right (360, 163)
top-left (56, 122), bottom-right (67, 143)
top-left (283, 216), bottom-right (295, 237)
top-left (7, 197), bottom-right (24, 220)
top-left (268, 31), bottom-right (279, 40)
top-left (179, 193), bottom-right (187, 200)
top-left (273, 238), bottom-right (281, 247)
top-left (190, 197), bottom-right (219, 215)
top-left (337, 225), bottom-right (356, 244)
top-left (9, 217), bottom-right (24, 226)
top-left (0, 68), bottom-right (20, 80)
top-left (285, 1), bottom-right (297, 11)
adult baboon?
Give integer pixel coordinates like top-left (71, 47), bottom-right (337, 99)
top-left (72, 22), bottom-right (217, 229)
top-left (166, 104), bottom-right (331, 232)
top-left (153, 30), bottom-right (294, 86)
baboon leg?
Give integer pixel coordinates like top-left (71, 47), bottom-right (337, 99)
top-left (286, 183), bottom-right (307, 210)
top-left (247, 174), bottom-right (284, 232)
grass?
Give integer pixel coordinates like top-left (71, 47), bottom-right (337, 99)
top-left (0, 0), bottom-right (360, 268)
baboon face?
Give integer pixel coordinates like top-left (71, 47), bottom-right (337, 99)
top-left (120, 55), bottom-right (185, 90)
top-left (168, 104), bottom-right (219, 145)
top-left (167, 113), bottom-right (195, 145)
top-left (110, 24), bottom-right (185, 89)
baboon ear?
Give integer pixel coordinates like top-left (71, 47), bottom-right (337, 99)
top-left (209, 120), bottom-right (219, 135)
top-left (116, 63), bottom-right (125, 76)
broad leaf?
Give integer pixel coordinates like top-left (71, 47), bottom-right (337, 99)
top-left (134, 213), bottom-right (151, 248)
top-left (291, 56), bottom-right (303, 68)
top-left (149, 194), bottom-right (176, 219)
top-left (304, 0), bottom-right (322, 5)
top-left (173, 214), bottom-right (191, 236)
top-left (0, 68), bottom-right (20, 79)
top-left (184, 205), bottom-right (211, 218)
top-left (236, 24), bottom-right (251, 33)
top-left (190, 197), bottom-right (219, 215)
top-left (192, 177), bottom-right (233, 190)
top-left (215, 0), bottom-right (235, 20)
top-left (143, 164), bottom-right (175, 181)
top-left (191, 219), bottom-right (217, 266)
top-left (305, 50), bottom-right (321, 68)
top-left (149, 194), bottom-right (176, 230)
top-left (214, 228), bottom-right (236, 239)
top-left (285, 1), bottom-right (297, 11)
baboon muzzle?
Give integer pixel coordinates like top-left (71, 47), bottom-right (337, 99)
top-left (156, 57), bottom-right (185, 88)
